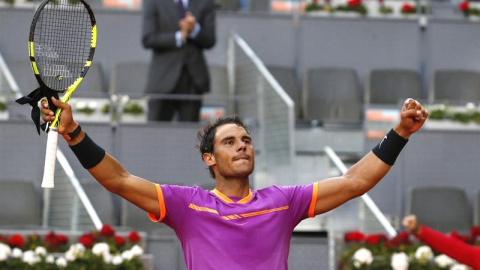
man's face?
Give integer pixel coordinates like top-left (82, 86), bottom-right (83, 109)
top-left (210, 123), bottom-right (255, 179)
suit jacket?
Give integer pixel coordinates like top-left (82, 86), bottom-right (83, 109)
top-left (142, 0), bottom-right (216, 94)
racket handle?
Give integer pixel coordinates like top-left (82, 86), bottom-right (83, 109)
top-left (42, 128), bottom-right (58, 189)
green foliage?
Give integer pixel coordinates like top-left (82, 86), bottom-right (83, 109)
top-left (378, 5), bottom-right (393, 15)
top-left (76, 107), bottom-right (95, 115)
top-left (305, 2), bottom-right (324, 12)
top-left (0, 101), bottom-right (6, 112)
top-left (335, 4), bottom-right (368, 15)
top-left (123, 102), bottom-right (143, 115)
top-left (101, 104), bottom-right (110, 114)
top-left (428, 103), bottom-right (480, 124)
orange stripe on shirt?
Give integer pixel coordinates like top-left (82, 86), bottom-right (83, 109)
top-left (148, 183), bottom-right (166, 223)
top-left (308, 182), bottom-right (319, 218)
top-left (240, 206), bottom-right (289, 218)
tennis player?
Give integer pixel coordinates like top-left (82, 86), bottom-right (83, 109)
top-left (41, 97), bottom-right (428, 270)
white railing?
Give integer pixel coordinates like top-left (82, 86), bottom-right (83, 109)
top-left (228, 33), bottom-right (295, 181)
top-left (0, 52), bottom-right (22, 99)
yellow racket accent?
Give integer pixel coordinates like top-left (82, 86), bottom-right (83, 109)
top-left (91, 25), bottom-right (97, 48)
top-left (29, 41), bottom-right (35, 57)
top-left (31, 61), bottom-right (39, 74)
top-left (50, 77), bottom-right (84, 127)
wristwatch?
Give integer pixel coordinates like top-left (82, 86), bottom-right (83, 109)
top-left (63, 125), bottom-right (81, 141)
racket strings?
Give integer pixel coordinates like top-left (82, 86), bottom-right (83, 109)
top-left (34, 0), bottom-right (92, 92)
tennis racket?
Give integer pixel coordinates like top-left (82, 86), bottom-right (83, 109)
top-left (29, 0), bottom-right (97, 188)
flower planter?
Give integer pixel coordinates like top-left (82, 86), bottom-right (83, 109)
top-left (74, 112), bottom-right (111, 123)
top-left (120, 114), bottom-right (147, 124)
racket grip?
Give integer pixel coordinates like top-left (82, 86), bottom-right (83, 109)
top-left (42, 128), bottom-right (58, 189)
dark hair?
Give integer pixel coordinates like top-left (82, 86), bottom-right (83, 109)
top-left (196, 115), bottom-right (250, 179)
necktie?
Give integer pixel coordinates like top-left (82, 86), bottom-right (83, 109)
top-left (177, 0), bottom-right (186, 18)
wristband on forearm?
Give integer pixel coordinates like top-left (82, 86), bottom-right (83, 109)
top-left (70, 132), bottom-right (106, 169)
top-left (372, 129), bottom-right (408, 166)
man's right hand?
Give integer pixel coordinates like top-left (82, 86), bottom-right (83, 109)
top-left (179, 12), bottom-right (196, 40)
top-left (41, 97), bottom-right (78, 136)
top-left (402, 215), bottom-right (421, 234)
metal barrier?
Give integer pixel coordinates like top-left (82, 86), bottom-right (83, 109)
top-left (227, 32), bottom-right (295, 183)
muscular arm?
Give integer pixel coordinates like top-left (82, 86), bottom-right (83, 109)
top-left (68, 131), bottom-right (160, 216)
top-left (314, 150), bottom-right (390, 215)
top-left (313, 99), bottom-right (428, 216)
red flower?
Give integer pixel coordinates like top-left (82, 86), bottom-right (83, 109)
top-left (471, 226), bottom-right (480, 240)
top-left (100, 225), bottom-right (115, 237)
top-left (451, 231), bottom-right (470, 243)
top-left (115, 236), bottom-right (126, 246)
top-left (378, 0), bottom-right (384, 4)
top-left (347, 0), bottom-right (362, 7)
top-left (57, 234), bottom-right (69, 244)
top-left (365, 234), bottom-right (388, 245)
top-left (44, 232), bottom-right (59, 250)
top-left (128, 231), bottom-right (140, 243)
top-left (401, 3), bottom-right (415, 13)
top-left (459, 1), bottom-right (469, 11)
top-left (385, 231), bottom-right (412, 249)
top-left (313, 0), bottom-right (319, 2)
top-left (79, 234), bottom-right (94, 248)
top-left (344, 231), bottom-right (365, 243)
top-left (9, 234), bottom-right (24, 247)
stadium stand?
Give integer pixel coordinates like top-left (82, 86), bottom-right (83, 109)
top-left (0, 181), bottom-right (42, 229)
top-left (432, 69), bottom-right (480, 103)
top-left (303, 67), bottom-right (363, 125)
top-left (203, 64), bottom-right (231, 114)
top-left (110, 61), bottom-right (149, 97)
top-left (81, 181), bottom-right (118, 226)
top-left (267, 65), bottom-right (302, 118)
top-left (247, 0), bottom-right (270, 12)
top-left (365, 69), bottom-right (423, 105)
top-left (214, 0), bottom-right (241, 10)
top-left (5, 60), bottom-right (38, 95)
top-left (75, 63), bottom-right (108, 98)
top-left (407, 186), bottom-right (471, 234)
top-left (475, 189), bottom-right (480, 226)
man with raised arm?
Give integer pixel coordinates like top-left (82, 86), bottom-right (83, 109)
top-left (41, 97), bottom-right (428, 270)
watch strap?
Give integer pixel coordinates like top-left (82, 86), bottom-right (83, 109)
top-left (63, 125), bottom-right (81, 141)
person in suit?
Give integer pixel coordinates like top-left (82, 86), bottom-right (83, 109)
top-left (142, 0), bottom-right (216, 122)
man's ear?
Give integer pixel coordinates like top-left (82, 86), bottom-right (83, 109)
top-left (203, 152), bottom-right (216, 167)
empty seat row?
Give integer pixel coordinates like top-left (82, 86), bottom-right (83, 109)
top-left (269, 66), bottom-right (480, 125)
top-left (6, 60), bottom-right (480, 126)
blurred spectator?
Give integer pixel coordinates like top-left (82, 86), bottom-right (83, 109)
top-left (142, 0), bottom-right (216, 122)
top-left (403, 215), bottom-right (480, 269)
